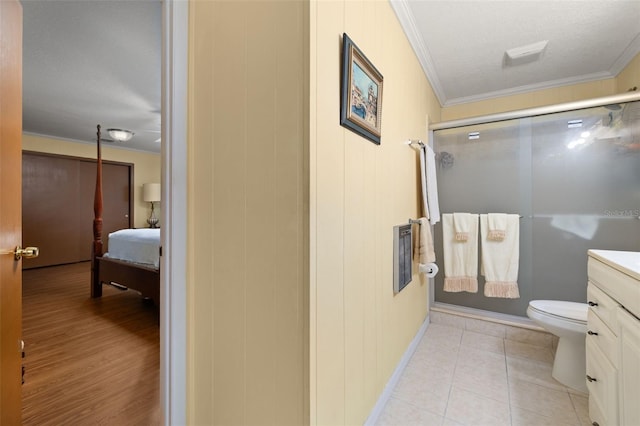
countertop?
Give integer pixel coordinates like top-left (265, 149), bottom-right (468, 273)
top-left (588, 249), bottom-right (640, 281)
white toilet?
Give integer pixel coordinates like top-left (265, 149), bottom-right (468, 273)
top-left (526, 300), bottom-right (589, 393)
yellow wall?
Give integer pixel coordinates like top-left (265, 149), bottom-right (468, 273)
top-left (188, 1), bottom-right (308, 424)
top-left (441, 78), bottom-right (617, 121)
top-left (617, 53), bottom-right (640, 93)
top-left (441, 53), bottom-right (640, 122)
top-left (22, 133), bottom-right (161, 229)
top-left (187, 0), bottom-right (440, 424)
top-left (309, 1), bottom-right (439, 424)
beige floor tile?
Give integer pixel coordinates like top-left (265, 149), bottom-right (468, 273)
top-left (376, 397), bottom-right (444, 426)
top-left (425, 323), bottom-right (464, 341)
top-left (385, 315), bottom-right (593, 426)
top-left (430, 312), bottom-right (467, 329)
top-left (445, 386), bottom-right (511, 425)
top-left (392, 364), bottom-right (452, 417)
top-left (505, 339), bottom-right (554, 364)
top-left (464, 317), bottom-right (506, 339)
top-left (570, 393), bottom-right (591, 426)
top-left (505, 325), bottom-right (553, 348)
top-left (452, 369), bottom-right (509, 403)
top-left (461, 330), bottom-right (505, 355)
top-left (506, 355), bottom-right (567, 391)
top-left (511, 405), bottom-right (578, 426)
top-left (442, 418), bottom-right (465, 426)
top-left (509, 377), bottom-right (579, 425)
top-left (412, 344), bottom-right (459, 375)
top-left (456, 346), bottom-right (507, 374)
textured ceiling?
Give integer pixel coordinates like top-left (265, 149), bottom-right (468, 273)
top-left (392, 0), bottom-right (640, 106)
top-left (22, 0), bottom-right (161, 153)
top-left (22, 1), bottom-right (640, 154)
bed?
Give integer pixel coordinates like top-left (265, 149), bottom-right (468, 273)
top-left (91, 125), bottom-right (160, 305)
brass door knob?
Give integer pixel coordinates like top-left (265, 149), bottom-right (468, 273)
top-left (14, 246), bottom-right (39, 261)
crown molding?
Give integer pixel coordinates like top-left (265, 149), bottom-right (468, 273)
top-left (442, 71), bottom-right (615, 107)
top-left (390, 0), bottom-right (446, 106)
top-left (610, 32), bottom-right (640, 77)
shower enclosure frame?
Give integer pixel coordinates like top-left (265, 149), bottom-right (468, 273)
top-left (427, 91), bottom-right (640, 323)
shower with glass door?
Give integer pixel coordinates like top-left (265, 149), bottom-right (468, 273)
top-left (430, 94), bottom-right (640, 317)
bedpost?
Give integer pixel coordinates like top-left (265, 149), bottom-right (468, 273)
top-left (91, 124), bottom-right (104, 297)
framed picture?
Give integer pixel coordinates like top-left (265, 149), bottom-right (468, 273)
top-left (340, 33), bottom-right (383, 145)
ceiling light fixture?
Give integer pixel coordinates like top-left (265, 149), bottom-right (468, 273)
top-left (504, 40), bottom-right (548, 66)
top-left (107, 128), bottom-right (134, 142)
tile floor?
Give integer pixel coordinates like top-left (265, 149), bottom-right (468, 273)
top-left (376, 323), bottom-right (591, 426)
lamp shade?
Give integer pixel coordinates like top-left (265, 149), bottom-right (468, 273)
top-left (143, 183), bottom-right (161, 202)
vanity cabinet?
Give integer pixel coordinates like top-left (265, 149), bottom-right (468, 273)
top-left (617, 306), bottom-right (640, 425)
top-left (586, 250), bottom-right (640, 426)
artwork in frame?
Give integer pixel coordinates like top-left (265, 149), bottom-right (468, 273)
top-left (340, 33), bottom-right (383, 145)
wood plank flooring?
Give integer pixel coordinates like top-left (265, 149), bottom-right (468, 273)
top-left (22, 262), bottom-right (160, 425)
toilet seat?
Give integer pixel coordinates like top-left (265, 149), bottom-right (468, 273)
top-left (528, 300), bottom-right (587, 324)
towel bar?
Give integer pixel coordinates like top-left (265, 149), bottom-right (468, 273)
top-left (406, 139), bottom-right (425, 148)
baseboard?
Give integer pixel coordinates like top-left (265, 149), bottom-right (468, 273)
top-left (364, 315), bottom-right (430, 426)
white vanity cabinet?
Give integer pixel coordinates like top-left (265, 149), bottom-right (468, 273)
top-left (587, 250), bottom-right (640, 426)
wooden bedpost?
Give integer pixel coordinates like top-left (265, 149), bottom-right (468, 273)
top-left (91, 124), bottom-right (104, 297)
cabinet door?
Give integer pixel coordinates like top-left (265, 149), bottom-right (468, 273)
top-left (618, 306), bottom-right (640, 426)
top-left (586, 339), bottom-right (618, 425)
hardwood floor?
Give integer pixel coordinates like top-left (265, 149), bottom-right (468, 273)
top-left (22, 262), bottom-right (160, 425)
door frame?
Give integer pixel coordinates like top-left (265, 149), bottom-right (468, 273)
top-left (161, 1), bottom-right (188, 424)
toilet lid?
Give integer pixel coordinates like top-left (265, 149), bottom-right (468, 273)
top-left (529, 300), bottom-right (588, 322)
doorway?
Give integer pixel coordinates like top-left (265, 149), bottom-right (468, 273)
top-left (18, 0), bottom-right (188, 423)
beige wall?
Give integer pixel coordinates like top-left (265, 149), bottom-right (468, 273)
top-left (309, 1), bottom-right (439, 424)
top-left (441, 53), bottom-right (640, 122)
top-left (188, 1), bottom-right (308, 424)
top-left (617, 53), bottom-right (640, 93)
top-left (187, 0), bottom-right (440, 424)
top-left (22, 134), bottom-right (160, 229)
top-left (441, 78), bottom-right (618, 121)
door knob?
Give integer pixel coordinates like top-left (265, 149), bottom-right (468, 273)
top-left (14, 246), bottom-right (39, 261)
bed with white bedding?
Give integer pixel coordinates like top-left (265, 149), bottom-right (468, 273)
top-left (93, 228), bottom-right (161, 305)
top-left (104, 228), bottom-right (161, 268)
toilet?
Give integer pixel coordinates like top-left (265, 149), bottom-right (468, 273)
top-left (526, 300), bottom-right (589, 393)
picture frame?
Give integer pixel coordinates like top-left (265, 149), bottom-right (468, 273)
top-left (340, 33), bottom-right (383, 145)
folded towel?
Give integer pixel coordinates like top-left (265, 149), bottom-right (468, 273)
top-left (487, 213), bottom-right (507, 241)
top-left (480, 214), bottom-right (520, 298)
top-left (442, 213), bottom-right (478, 293)
top-left (414, 217), bottom-right (436, 266)
top-left (425, 145), bottom-right (440, 225)
top-left (453, 212), bottom-right (472, 241)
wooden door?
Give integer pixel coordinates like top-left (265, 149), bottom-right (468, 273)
top-left (0, 0), bottom-right (24, 423)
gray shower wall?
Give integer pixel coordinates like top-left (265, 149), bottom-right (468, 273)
top-left (432, 101), bottom-right (640, 317)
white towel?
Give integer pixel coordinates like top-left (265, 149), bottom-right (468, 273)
top-left (487, 213), bottom-right (507, 241)
top-left (480, 214), bottom-right (520, 298)
top-left (442, 213), bottom-right (478, 293)
top-left (414, 217), bottom-right (435, 266)
top-left (453, 212), bottom-right (472, 241)
top-left (418, 146), bottom-right (430, 220)
top-left (425, 145), bottom-right (440, 225)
